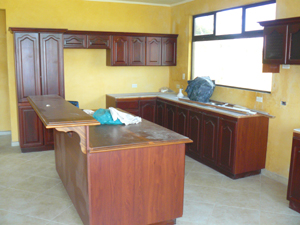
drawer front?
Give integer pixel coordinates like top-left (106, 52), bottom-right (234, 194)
top-left (116, 100), bottom-right (139, 110)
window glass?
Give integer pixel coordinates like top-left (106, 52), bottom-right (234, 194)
top-left (194, 15), bottom-right (214, 36)
top-left (216, 8), bottom-right (242, 35)
top-left (192, 38), bottom-right (272, 92)
top-left (245, 3), bottom-right (276, 31)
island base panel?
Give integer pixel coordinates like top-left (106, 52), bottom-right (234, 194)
top-left (88, 144), bottom-right (185, 225)
top-left (54, 130), bottom-right (90, 225)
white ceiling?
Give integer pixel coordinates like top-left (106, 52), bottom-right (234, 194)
top-left (87, 0), bottom-right (194, 7)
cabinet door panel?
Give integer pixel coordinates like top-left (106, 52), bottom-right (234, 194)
top-left (19, 105), bottom-right (44, 148)
top-left (202, 114), bottom-right (218, 164)
top-left (44, 127), bottom-right (54, 146)
top-left (176, 107), bottom-right (188, 136)
top-left (129, 37), bottom-right (145, 66)
top-left (287, 24), bottom-right (300, 64)
top-left (139, 99), bottom-right (156, 122)
top-left (287, 137), bottom-right (300, 201)
top-left (217, 119), bottom-right (236, 173)
top-left (165, 104), bottom-right (176, 131)
top-left (155, 101), bottom-right (165, 127)
top-left (146, 37), bottom-right (162, 66)
top-left (14, 33), bottom-right (41, 102)
top-left (64, 34), bottom-right (87, 48)
top-left (263, 25), bottom-right (287, 64)
top-left (187, 111), bottom-right (202, 157)
top-left (40, 33), bottom-right (64, 98)
top-left (162, 37), bottom-right (177, 66)
top-left (111, 36), bottom-right (129, 66)
top-left (87, 35), bottom-right (110, 49)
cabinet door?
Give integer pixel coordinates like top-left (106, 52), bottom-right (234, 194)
top-left (129, 37), bottom-right (145, 66)
top-left (116, 100), bottom-right (139, 116)
top-left (40, 33), bottom-right (65, 98)
top-left (165, 103), bottom-right (176, 131)
top-left (286, 24), bottom-right (300, 64)
top-left (263, 25), bottom-right (288, 64)
top-left (87, 35), bottom-right (110, 49)
top-left (146, 37), bottom-right (162, 66)
top-left (63, 34), bottom-right (87, 48)
top-left (202, 114), bottom-right (218, 164)
top-left (187, 110), bottom-right (202, 157)
top-left (176, 107), bottom-right (188, 136)
top-left (14, 32), bottom-right (41, 102)
top-left (155, 100), bottom-right (165, 127)
top-left (18, 105), bottom-right (44, 148)
top-left (110, 36), bottom-right (129, 66)
top-left (139, 99), bottom-right (156, 122)
top-left (217, 118), bottom-right (236, 173)
top-left (287, 136), bottom-right (300, 202)
top-left (162, 37), bottom-right (177, 66)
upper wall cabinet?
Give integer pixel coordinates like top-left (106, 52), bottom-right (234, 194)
top-left (162, 37), bottom-right (177, 66)
top-left (87, 35), bottom-right (110, 49)
top-left (107, 36), bottom-right (129, 66)
top-left (260, 17), bottom-right (300, 65)
top-left (129, 36), bottom-right (146, 66)
top-left (146, 37), bottom-right (162, 66)
top-left (64, 34), bottom-right (87, 48)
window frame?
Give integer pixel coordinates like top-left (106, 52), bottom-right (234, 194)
top-left (191, 0), bottom-right (276, 93)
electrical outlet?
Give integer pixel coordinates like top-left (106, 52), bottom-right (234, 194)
top-left (132, 84), bottom-right (137, 88)
top-left (256, 97), bottom-right (263, 102)
top-left (281, 101), bottom-right (287, 106)
top-left (182, 73), bottom-right (185, 80)
top-left (176, 84), bottom-right (180, 89)
top-left (282, 65), bottom-right (290, 69)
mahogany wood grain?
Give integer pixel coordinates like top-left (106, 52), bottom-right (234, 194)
top-left (287, 132), bottom-right (300, 213)
top-left (139, 99), bottom-right (156, 122)
top-left (286, 23), bottom-right (300, 64)
top-left (40, 33), bottom-right (65, 98)
top-left (187, 110), bottom-right (202, 158)
top-left (165, 103), bottom-right (176, 131)
top-left (64, 34), bottom-right (87, 48)
top-left (108, 36), bottom-right (129, 66)
top-left (262, 63), bottom-right (280, 73)
top-left (162, 37), bottom-right (177, 66)
top-left (156, 100), bottom-right (165, 127)
top-left (146, 37), bottom-right (162, 66)
top-left (176, 106), bottom-right (189, 136)
top-left (87, 35), bottom-right (110, 49)
top-left (14, 32), bottom-right (41, 103)
top-left (88, 144), bottom-right (185, 225)
top-left (43, 127), bottom-right (54, 145)
top-left (129, 36), bottom-right (146, 66)
top-left (27, 95), bottom-right (100, 128)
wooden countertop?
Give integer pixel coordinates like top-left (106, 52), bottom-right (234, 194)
top-left (27, 95), bottom-right (100, 128)
top-left (89, 119), bottom-right (192, 153)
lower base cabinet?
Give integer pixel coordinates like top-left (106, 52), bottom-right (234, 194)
top-left (106, 95), bottom-right (269, 179)
top-left (18, 104), bottom-right (54, 152)
top-left (287, 131), bottom-right (300, 213)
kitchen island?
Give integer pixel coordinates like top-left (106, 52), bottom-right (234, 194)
top-left (27, 95), bottom-right (192, 225)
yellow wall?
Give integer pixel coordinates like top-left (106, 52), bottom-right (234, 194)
top-left (0, 0), bottom-right (171, 142)
top-left (0, 9), bottom-right (10, 132)
top-left (170, 0), bottom-right (300, 178)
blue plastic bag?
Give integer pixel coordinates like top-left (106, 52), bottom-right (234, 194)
top-left (93, 108), bottom-right (123, 125)
top-left (185, 77), bottom-right (215, 103)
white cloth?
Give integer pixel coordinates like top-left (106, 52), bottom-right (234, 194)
top-left (109, 107), bottom-right (142, 126)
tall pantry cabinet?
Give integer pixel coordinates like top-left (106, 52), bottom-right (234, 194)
top-left (11, 28), bottom-right (67, 152)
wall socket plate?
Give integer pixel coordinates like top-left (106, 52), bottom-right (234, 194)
top-left (132, 84), bottom-right (137, 88)
top-left (176, 84), bottom-right (180, 88)
top-left (256, 97), bottom-right (263, 102)
top-left (182, 73), bottom-right (185, 80)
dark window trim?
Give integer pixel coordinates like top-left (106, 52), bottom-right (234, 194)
top-left (192, 0), bottom-right (276, 41)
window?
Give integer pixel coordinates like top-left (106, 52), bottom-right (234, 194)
top-left (192, 1), bottom-right (276, 92)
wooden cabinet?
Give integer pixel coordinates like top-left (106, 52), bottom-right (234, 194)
top-left (217, 118), bottom-right (236, 173)
top-left (115, 99), bottom-right (139, 116)
top-left (287, 131), bottom-right (300, 214)
top-left (260, 17), bottom-right (300, 65)
top-left (106, 94), bottom-right (269, 179)
top-left (64, 34), bottom-right (87, 48)
top-left (12, 28), bottom-right (66, 152)
top-left (146, 37), bottom-right (162, 66)
top-left (162, 37), bottom-right (177, 66)
top-left (129, 36), bottom-right (145, 66)
top-left (107, 36), bottom-right (129, 66)
top-left (186, 110), bottom-right (202, 158)
top-left (87, 35), bottom-right (110, 49)
top-left (139, 99), bottom-right (156, 122)
top-left (202, 113), bottom-right (218, 165)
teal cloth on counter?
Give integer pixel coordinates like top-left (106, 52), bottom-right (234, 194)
top-left (93, 108), bottom-right (123, 125)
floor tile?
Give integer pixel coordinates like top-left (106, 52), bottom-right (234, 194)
top-left (42, 182), bottom-right (70, 200)
top-left (261, 175), bottom-right (288, 197)
top-left (0, 169), bottom-right (31, 188)
top-left (52, 205), bottom-right (84, 224)
top-left (0, 209), bottom-right (50, 225)
top-left (208, 206), bottom-right (260, 225)
top-left (260, 211), bottom-right (300, 225)
top-left (221, 174), bottom-right (261, 192)
top-left (184, 183), bottom-right (220, 204)
top-left (185, 171), bottom-right (224, 188)
top-left (191, 161), bottom-right (222, 176)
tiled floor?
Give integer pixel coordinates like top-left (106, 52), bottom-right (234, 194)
top-left (0, 134), bottom-right (300, 225)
